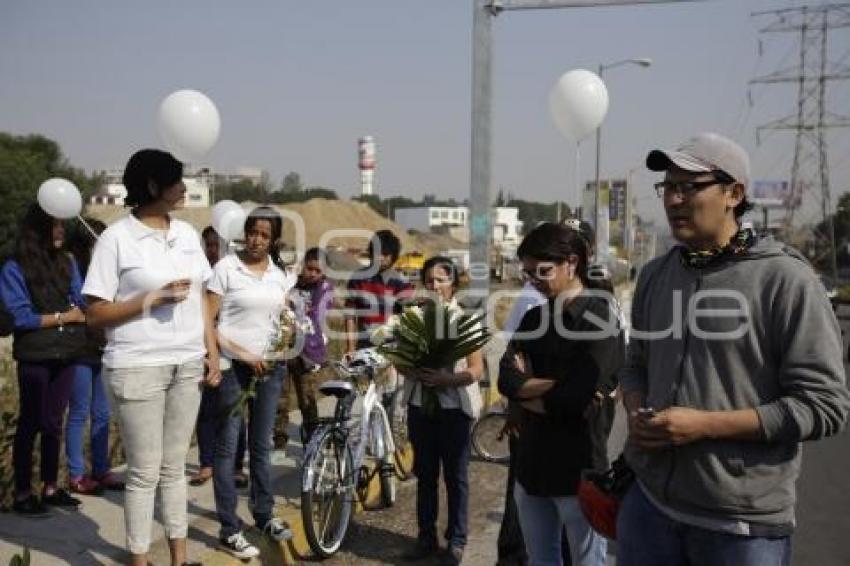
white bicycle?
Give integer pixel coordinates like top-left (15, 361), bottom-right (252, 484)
top-left (300, 347), bottom-right (397, 558)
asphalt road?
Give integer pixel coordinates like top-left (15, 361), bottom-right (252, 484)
top-left (796, 307), bottom-right (850, 564)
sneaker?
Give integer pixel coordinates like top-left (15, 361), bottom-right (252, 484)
top-left (12, 494), bottom-right (50, 518)
top-left (92, 471), bottom-right (125, 491)
top-left (261, 517), bottom-right (293, 542)
top-left (42, 488), bottom-right (81, 508)
top-left (69, 476), bottom-right (104, 495)
top-left (220, 531), bottom-right (260, 559)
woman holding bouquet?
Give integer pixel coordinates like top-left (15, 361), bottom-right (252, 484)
top-left (205, 206), bottom-right (296, 559)
top-left (401, 256), bottom-right (485, 566)
top-left (498, 222), bottom-right (624, 566)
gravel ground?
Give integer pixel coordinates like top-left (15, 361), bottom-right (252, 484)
top-left (321, 459), bottom-right (508, 565)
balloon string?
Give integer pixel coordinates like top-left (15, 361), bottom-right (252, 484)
top-left (574, 142), bottom-right (581, 219)
top-left (77, 215), bottom-right (100, 240)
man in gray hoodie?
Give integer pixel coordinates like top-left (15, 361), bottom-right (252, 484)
top-left (617, 132), bottom-right (850, 565)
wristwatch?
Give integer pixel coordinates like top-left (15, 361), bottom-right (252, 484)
top-left (55, 311), bottom-right (64, 332)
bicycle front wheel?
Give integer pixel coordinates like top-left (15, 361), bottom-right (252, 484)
top-left (471, 411), bottom-right (510, 463)
top-left (301, 427), bottom-right (354, 558)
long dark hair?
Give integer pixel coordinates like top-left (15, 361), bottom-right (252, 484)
top-left (516, 222), bottom-right (609, 290)
top-left (13, 203), bottom-right (73, 309)
top-left (244, 206), bottom-right (285, 270)
top-left (66, 218), bottom-right (106, 277)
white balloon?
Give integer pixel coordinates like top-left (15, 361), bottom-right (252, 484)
top-left (211, 200), bottom-right (245, 241)
top-left (157, 89), bottom-right (221, 163)
top-left (37, 178), bottom-right (82, 219)
top-left (549, 69), bottom-right (609, 142)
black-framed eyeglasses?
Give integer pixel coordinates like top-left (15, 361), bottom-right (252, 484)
top-left (654, 170), bottom-right (736, 198)
top-left (520, 262), bottom-right (560, 282)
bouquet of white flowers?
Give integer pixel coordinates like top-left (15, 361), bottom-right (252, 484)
top-left (372, 300), bottom-right (489, 415)
top-left (230, 304), bottom-right (315, 416)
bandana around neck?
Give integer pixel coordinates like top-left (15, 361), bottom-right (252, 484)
top-left (679, 227), bottom-right (757, 269)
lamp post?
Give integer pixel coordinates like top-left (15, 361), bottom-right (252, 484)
top-left (593, 57), bottom-right (651, 264)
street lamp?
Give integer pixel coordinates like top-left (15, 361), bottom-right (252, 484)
top-left (593, 57), bottom-right (652, 264)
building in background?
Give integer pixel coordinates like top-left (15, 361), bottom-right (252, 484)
top-left (584, 178), bottom-right (629, 247)
top-left (393, 206), bottom-right (522, 248)
top-left (358, 136), bottom-right (376, 196)
top-left (89, 169), bottom-right (210, 207)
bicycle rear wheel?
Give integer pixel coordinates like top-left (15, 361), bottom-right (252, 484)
top-left (471, 411), bottom-right (510, 463)
top-left (301, 427), bottom-right (354, 558)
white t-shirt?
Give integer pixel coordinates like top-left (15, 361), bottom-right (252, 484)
top-left (207, 253), bottom-right (297, 361)
top-left (82, 214), bottom-right (212, 368)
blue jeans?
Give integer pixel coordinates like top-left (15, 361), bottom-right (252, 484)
top-left (197, 385), bottom-right (247, 470)
top-left (213, 361), bottom-right (285, 538)
top-left (514, 482), bottom-right (606, 566)
top-left (617, 483), bottom-right (791, 566)
top-left (407, 405), bottom-right (472, 549)
top-left (65, 363), bottom-right (111, 478)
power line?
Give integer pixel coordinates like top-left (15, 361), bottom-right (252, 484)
top-left (751, 3), bottom-right (850, 280)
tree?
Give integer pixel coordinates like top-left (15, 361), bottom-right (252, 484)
top-left (0, 133), bottom-right (101, 258)
top-left (280, 171), bottom-right (303, 194)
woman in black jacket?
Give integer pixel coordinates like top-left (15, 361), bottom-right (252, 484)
top-left (498, 222), bottom-right (624, 566)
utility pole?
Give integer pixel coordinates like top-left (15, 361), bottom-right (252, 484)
top-left (468, 0), bottom-right (702, 302)
top-left (752, 3), bottom-right (850, 282)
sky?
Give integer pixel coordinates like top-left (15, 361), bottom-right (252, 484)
top-left (1, 0), bottom-right (849, 225)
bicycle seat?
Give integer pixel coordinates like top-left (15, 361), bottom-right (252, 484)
top-left (319, 380), bottom-right (355, 399)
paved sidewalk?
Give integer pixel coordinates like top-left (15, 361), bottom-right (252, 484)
top-left (0, 400), bottom-right (510, 565)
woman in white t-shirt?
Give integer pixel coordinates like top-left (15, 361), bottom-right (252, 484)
top-left (83, 149), bottom-right (219, 566)
top-left (206, 206), bottom-right (296, 559)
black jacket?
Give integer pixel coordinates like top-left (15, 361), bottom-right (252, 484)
top-left (499, 293), bottom-right (624, 497)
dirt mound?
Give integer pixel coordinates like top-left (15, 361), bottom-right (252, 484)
top-left (85, 199), bottom-right (438, 256)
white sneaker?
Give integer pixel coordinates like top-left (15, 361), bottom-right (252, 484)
top-left (262, 517), bottom-right (293, 541)
top-left (221, 531), bottom-right (260, 559)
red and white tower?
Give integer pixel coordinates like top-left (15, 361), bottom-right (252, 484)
top-left (358, 136), bottom-right (376, 196)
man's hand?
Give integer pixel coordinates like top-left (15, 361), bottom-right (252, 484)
top-left (630, 407), bottom-right (710, 450)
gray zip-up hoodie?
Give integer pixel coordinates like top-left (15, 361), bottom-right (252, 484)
top-left (620, 237), bottom-right (850, 529)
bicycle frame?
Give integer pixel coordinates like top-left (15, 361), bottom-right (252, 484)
top-left (301, 368), bottom-right (396, 494)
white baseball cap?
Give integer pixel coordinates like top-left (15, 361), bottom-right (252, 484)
top-left (646, 132), bottom-right (750, 187)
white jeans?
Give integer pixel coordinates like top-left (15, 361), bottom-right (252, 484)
top-left (514, 482), bottom-right (607, 566)
top-left (105, 358), bottom-right (203, 554)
